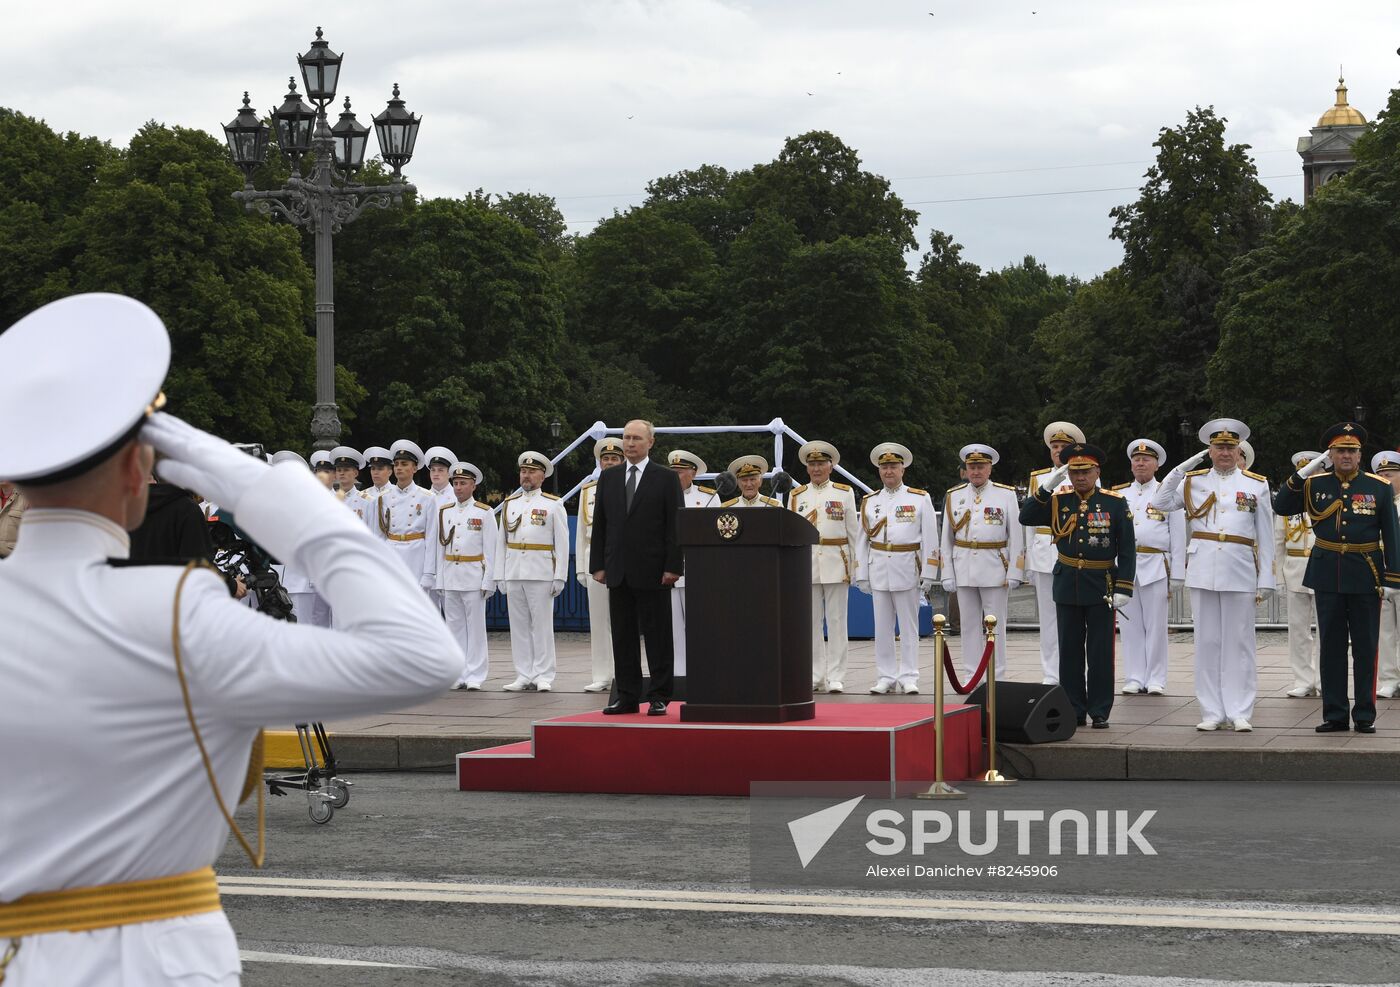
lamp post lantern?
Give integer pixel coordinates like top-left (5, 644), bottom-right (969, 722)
top-left (222, 27), bottom-right (420, 450)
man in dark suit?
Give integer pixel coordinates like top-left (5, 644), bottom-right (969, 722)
top-left (589, 419), bottom-right (684, 715)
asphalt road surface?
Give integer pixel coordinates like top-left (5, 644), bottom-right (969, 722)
top-left (221, 774), bottom-right (1400, 986)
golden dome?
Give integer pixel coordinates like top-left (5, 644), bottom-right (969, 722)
top-left (1318, 76), bottom-right (1367, 127)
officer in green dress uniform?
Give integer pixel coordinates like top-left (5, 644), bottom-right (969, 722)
top-left (1273, 422), bottom-right (1400, 734)
top-left (1018, 443), bottom-right (1136, 728)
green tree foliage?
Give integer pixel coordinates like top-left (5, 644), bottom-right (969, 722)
top-left (1212, 83), bottom-right (1400, 475)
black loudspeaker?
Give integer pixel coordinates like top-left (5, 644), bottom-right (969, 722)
top-left (966, 682), bottom-right (1076, 744)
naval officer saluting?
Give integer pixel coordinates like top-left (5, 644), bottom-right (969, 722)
top-left (0, 294), bottom-right (458, 986)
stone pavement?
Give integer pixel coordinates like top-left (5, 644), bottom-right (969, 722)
top-left (277, 629), bottom-right (1400, 782)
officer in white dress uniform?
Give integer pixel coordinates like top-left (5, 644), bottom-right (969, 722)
top-left (267, 451), bottom-right (319, 624)
top-left (939, 444), bottom-right (1024, 680)
top-left (421, 446), bottom-right (458, 611)
top-left (855, 442), bottom-right (939, 695)
top-left (577, 438), bottom-right (626, 692)
top-left (720, 456), bottom-right (783, 507)
top-left (332, 446), bottom-right (370, 525)
top-left (1275, 450), bottom-right (1322, 697)
top-left (424, 462), bottom-right (497, 690)
top-left (1373, 451), bottom-right (1400, 698)
top-left (374, 440), bottom-right (438, 592)
top-left (0, 293), bottom-right (457, 987)
top-left (361, 446), bottom-right (394, 514)
top-left (788, 441), bottom-right (861, 694)
top-left (1025, 422), bottom-right (1086, 684)
top-left (310, 450), bottom-right (335, 489)
top-left (497, 451), bottom-right (570, 691)
top-left (1152, 419), bottom-right (1276, 731)
top-left (1114, 439), bottom-right (1185, 695)
top-left (668, 449), bottom-right (717, 681)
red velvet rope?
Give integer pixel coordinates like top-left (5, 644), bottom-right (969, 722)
top-left (942, 634), bottom-right (996, 695)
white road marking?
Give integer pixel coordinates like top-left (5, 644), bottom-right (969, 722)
top-left (239, 949), bottom-right (427, 968)
top-left (220, 874), bottom-right (1400, 936)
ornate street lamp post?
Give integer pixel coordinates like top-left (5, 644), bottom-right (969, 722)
top-left (222, 28), bottom-right (421, 450)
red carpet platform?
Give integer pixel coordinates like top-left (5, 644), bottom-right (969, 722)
top-left (457, 702), bottom-right (983, 797)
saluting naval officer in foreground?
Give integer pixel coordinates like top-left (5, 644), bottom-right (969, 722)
top-left (0, 294), bottom-right (459, 986)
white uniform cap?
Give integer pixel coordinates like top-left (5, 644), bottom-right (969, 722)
top-left (728, 454), bottom-right (768, 478)
top-left (363, 446), bottom-right (392, 466)
top-left (797, 440), bottom-right (840, 467)
top-left (1372, 451), bottom-right (1400, 474)
top-left (1125, 438), bottom-right (1166, 462)
top-left (309, 450), bottom-right (334, 471)
top-left (668, 449), bottom-right (707, 474)
top-left (959, 443), bottom-right (999, 466)
top-left (594, 436), bottom-right (625, 460)
top-left (270, 450), bottom-right (309, 469)
top-left (423, 445), bottom-right (457, 468)
top-left (450, 461), bottom-right (484, 483)
top-left (518, 450), bottom-right (554, 477)
top-left (1199, 418), bottom-right (1249, 446)
top-left (870, 442), bottom-right (913, 469)
top-left (330, 445), bottom-right (367, 470)
top-left (390, 439), bottom-right (426, 466)
top-left (0, 293), bottom-right (170, 483)
top-left (1238, 439), bottom-right (1255, 470)
top-left (1043, 421), bottom-right (1085, 447)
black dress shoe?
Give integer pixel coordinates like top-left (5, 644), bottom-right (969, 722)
top-left (1315, 720), bottom-right (1349, 733)
top-left (603, 701), bottom-right (640, 715)
top-left (647, 700), bottom-right (669, 716)
top-left (1091, 717), bottom-right (1109, 729)
top-left (1076, 715), bottom-right (1087, 727)
top-left (1355, 722), bottom-right (1377, 734)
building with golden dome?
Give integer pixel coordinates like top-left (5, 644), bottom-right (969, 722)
top-left (1297, 74), bottom-right (1369, 201)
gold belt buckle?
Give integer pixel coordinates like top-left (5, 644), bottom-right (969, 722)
top-left (1217, 532), bottom-right (1227, 542)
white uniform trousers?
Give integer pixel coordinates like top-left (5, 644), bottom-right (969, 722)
top-left (1378, 592), bottom-right (1400, 695)
top-left (1119, 578), bottom-right (1169, 691)
top-left (671, 586), bottom-right (687, 678)
top-left (955, 585), bottom-right (1008, 680)
top-left (1032, 570), bottom-right (1059, 684)
top-left (587, 578), bottom-right (615, 684)
top-left (872, 587), bottom-right (920, 688)
top-left (430, 588), bottom-right (445, 614)
top-left (1191, 589), bottom-right (1258, 722)
top-left (812, 583), bottom-right (850, 686)
top-left (504, 579), bottom-right (556, 686)
top-left (443, 589), bottom-right (490, 686)
top-left (1287, 590), bottom-right (1321, 693)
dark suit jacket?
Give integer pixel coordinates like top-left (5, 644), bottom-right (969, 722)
top-left (588, 458), bottom-right (683, 588)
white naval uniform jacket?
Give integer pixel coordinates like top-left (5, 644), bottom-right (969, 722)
top-left (938, 481), bottom-right (1024, 588)
top-left (0, 467), bottom-right (458, 982)
top-left (430, 485), bottom-right (456, 512)
top-left (855, 484), bottom-right (940, 592)
top-left (1024, 467), bottom-right (1074, 574)
top-left (374, 482), bottom-right (437, 578)
top-left (788, 480), bottom-right (861, 584)
top-left (425, 498), bottom-right (497, 593)
top-left (497, 489), bottom-right (569, 582)
top-left (1152, 467), bottom-right (1276, 592)
top-left (342, 486), bottom-right (372, 527)
top-left (674, 483), bottom-right (717, 588)
top-left (1115, 477), bottom-right (1186, 587)
top-left (1275, 511), bottom-right (1315, 595)
top-left (575, 481), bottom-right (601, 577)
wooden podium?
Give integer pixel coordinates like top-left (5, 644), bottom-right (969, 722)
top-left (679, 507), bottom-right (818, 723)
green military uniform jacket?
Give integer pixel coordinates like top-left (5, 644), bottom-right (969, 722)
top-left (1272, 469), bottom-right (1400, 595)
top-left (1018, 485), bottom-right (1136, 606)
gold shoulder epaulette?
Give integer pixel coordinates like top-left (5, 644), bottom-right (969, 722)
top-left (1100, 488), bottom-right (1123, 497)
top-left (907, 487), bottom-right (928, 496)
top-left (580, 479), bottom-right (597, 490)
top-left (542, 491), bottom-right (561, 501)
top-left (696, 485), bottom-right (716, 494)
top-left (763, 496), bottom-right (783, 507)
top-left (1367, 472), bottom-right (1386, 483)
top-left (1186, 468), bottom-right (1209, 477)
top-left (946, 482), bottom-right (968, 494)
top-left (1111, 482), bottom-right (1131, 491)
top-left (501, 491), bottom-right (520, 503)
top-left (832, 482), bottom-right (853, 491)
top-left (1242, 469), bottom-right (1267, 483)
top-left (993, 481), bottom-right (1016, 491)
top-left (862, 491), bottom-right (877, 500)
top-left (720, 497), bottom-right (741, 508)
top-left (791, 483), bottom-right (809, 497)
top-left (1030, 467), bottom-right (1050, 478)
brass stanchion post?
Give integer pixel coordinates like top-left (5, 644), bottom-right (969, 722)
top-left (915, 614), bottom-right (966, 800)
top-left (971, 613), bottom-right (1017, 786)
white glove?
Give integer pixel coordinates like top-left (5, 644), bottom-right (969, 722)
top-left (551, 579), bottom-right (565, 598)
top-left (1038, 464), bottom-right (1069, 493)
top-left (1173, 448), bottom-right (1209, 474)
top-left (1007, 577), bottom-right (1022, 591)
top-left (482, 584), bottom-right (496, 599)
top-left (1297, 454), bottom-right (1331, 479)
top-left (1111, 592), bottom-right (1132, 610)
top-left (920, 577), bottom-right (936, 595)
top-left (419, 573), bottom-right (435, 590)
top-left (141, 412), bottom-right (267, 515)
top-left (1384, 587), bottom-right (1400, 602)
top-left (941, 577), bottom-right (956, 594)
top-left (855, 580), bottom-right (871, 596)
top-left (496, 582), bottom-right (508, 596)
top-left (1257, 586), bottom-right (1275, 600)
top-left (576, 572), bottom-right (588, 587)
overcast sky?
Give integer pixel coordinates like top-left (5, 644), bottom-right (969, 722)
top-left (3, 1), bottom-right (1397, 278)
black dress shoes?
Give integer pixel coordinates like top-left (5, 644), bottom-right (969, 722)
top-left (647, 700), bottom-right (669, 716)
top-left (1355, 722), bottom-right (1377, 734)
top-left (1091, 717), bottom-right (1109, 729)
top-left (1315, 720), bottom-right (1349, 733)
top-left (1076, 714), bottom-right (1087, 727)
top-left (603, 701), bottom-right (640, 715)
